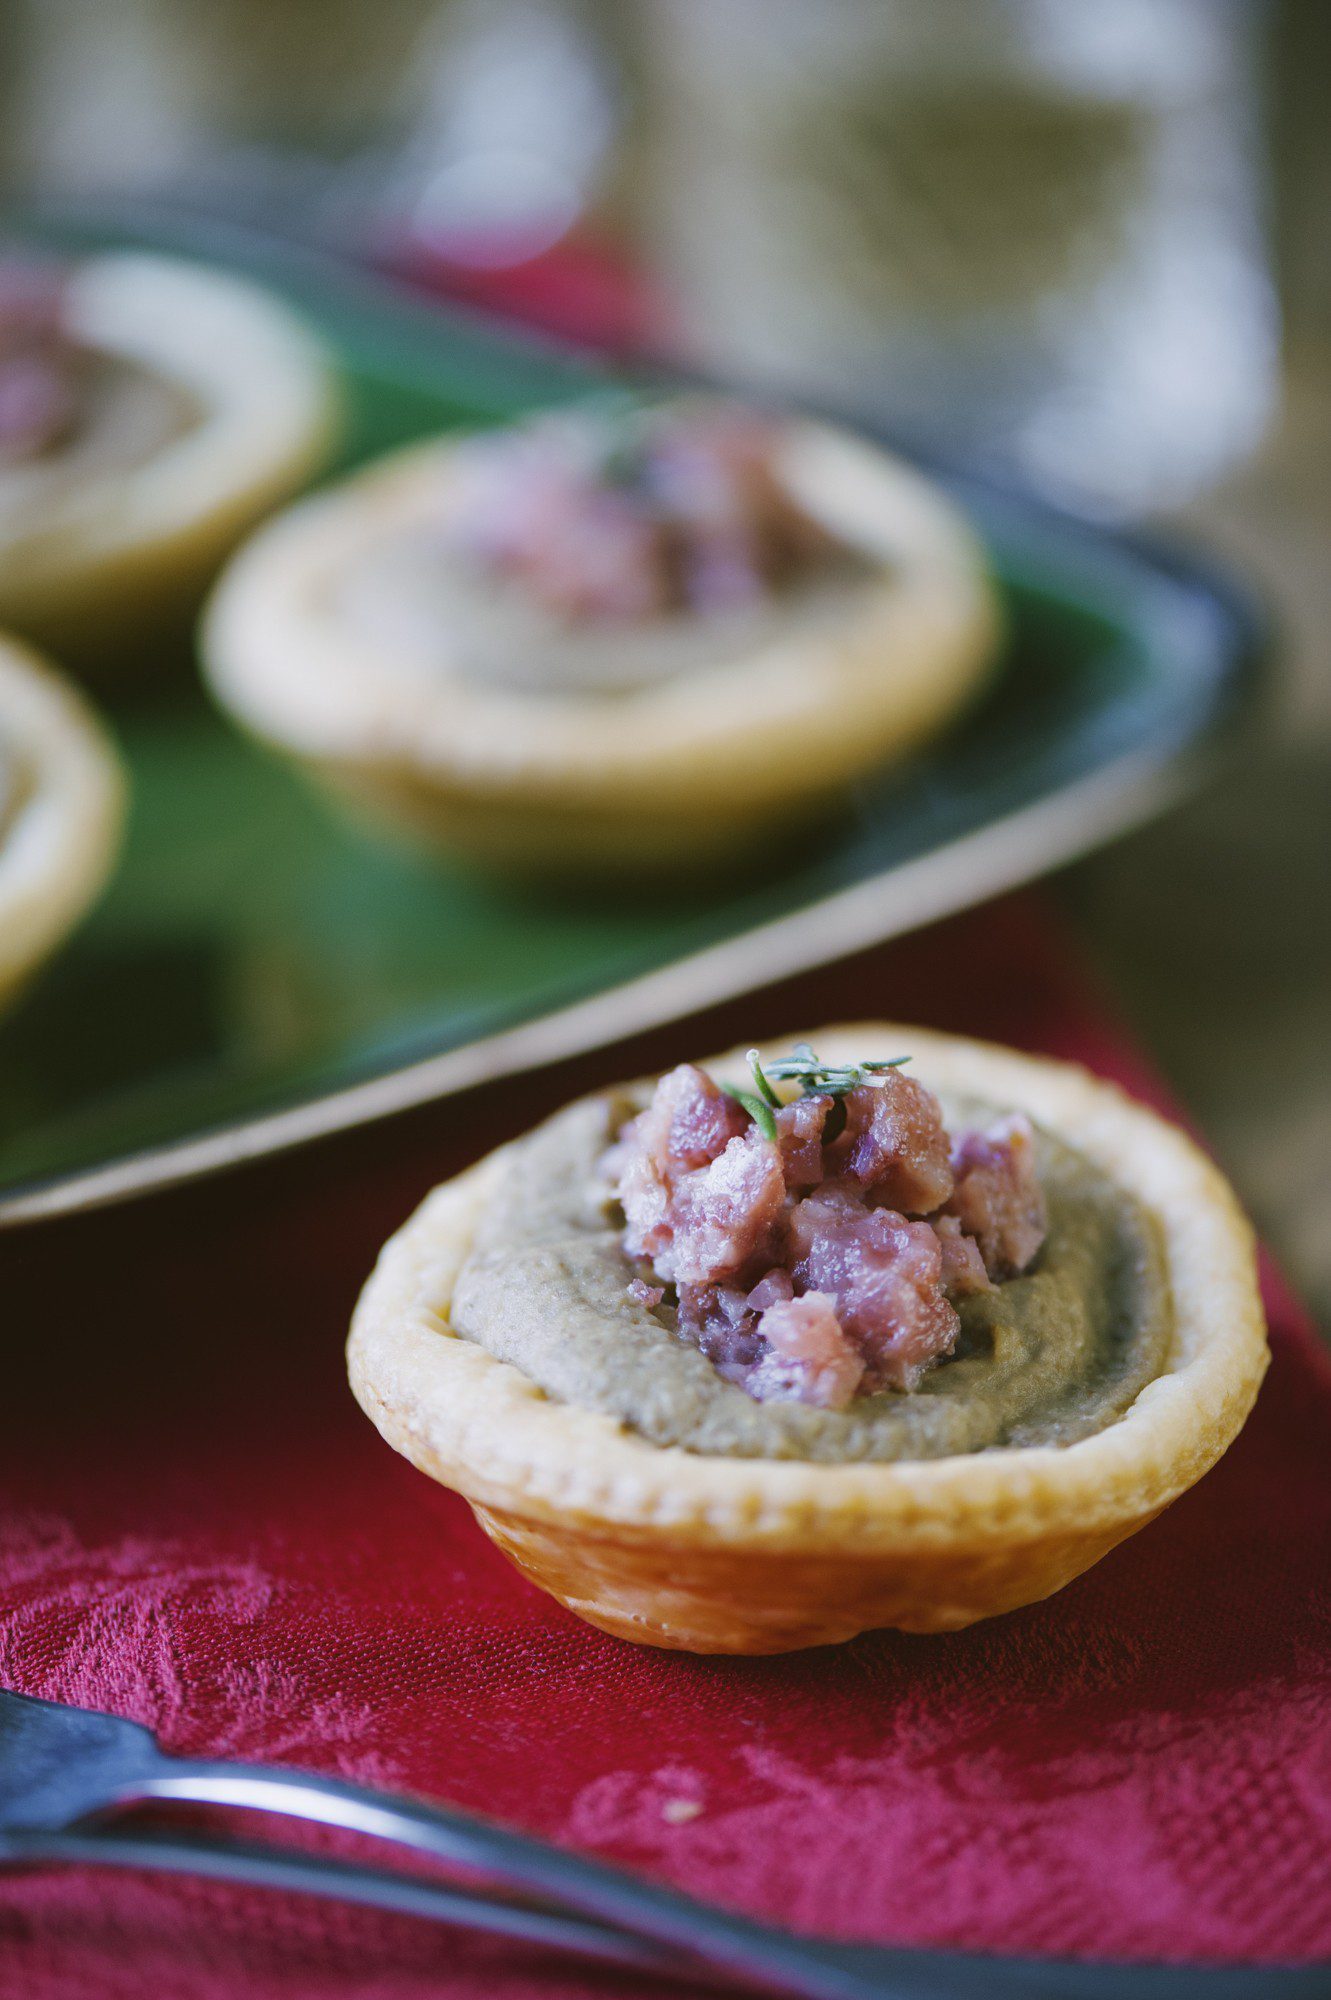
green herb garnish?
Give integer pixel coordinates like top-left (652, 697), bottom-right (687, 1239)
top-left (722, 1043), bottom-right (910, 1140)
top-left (746, 1048), bottom-right (781, 1108)
top-left (759, 1043), bottom-right (910, 1099)
top-left (577, 390), bottom-right (668, 489)
top-left (721, 1086), bottom-right (778, 1141)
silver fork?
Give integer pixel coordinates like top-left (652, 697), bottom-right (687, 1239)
top-left (1, 1687), bottom-right (1326, 2000)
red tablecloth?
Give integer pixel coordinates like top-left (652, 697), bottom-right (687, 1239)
top-left (2, 893), bottom-right (1329, 1999)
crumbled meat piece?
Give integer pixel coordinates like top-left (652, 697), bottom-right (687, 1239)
top-left (0, 261), bottom-right (77, 463)
top-left (745, 1268), bottom-right (795, 1312)
top-left (789, 1181), bottom-right (959, 1390)
top-left (640, 1060), bottom-right (750, 1173)
top-left (746, 1293), bottom-right (865, 1410)
top-left (612, 1056), bottom-right (1048, 1408)
top-left (617, 1062), bottom-right (748, 1268)
top-left (678, 1269), bottom-right (863, 1408)
top-left (444, 404), bottom-right (843, 624)
top-left (473, 467), bottom-right (678, 623)
top-left (945, 1116), bottom-right (1048, 1281)
top-left (934, 1214), bottom-right (993, 1297)
top-left (774, 1093), bottom-right (829, 1189)
top-left (666, 1130), bottom-right (786, 1285)
top-left (824, 1076), bottom-right (954, 1214)
top-left (617, 1142), bottom-right (673, 1269)
top-left (618, 1062), bottom-right (785, 1285)
top-left (677, 1278), bottom-right (767, 1376)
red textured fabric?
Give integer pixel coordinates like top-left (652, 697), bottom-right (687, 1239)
top-left (2, 892), bottom-right (1329, 1999)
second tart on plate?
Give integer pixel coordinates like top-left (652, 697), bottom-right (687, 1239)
top-left (202, 398), bottom-right (1000, 874)
top-left (0, 631), bottom-right (123, 1009)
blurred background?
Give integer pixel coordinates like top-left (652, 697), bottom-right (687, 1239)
top-left (0, 0), bottom-right (1326, 1319)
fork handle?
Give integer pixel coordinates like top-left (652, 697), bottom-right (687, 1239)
top-left (2, 1821), bottom-right (682, 1976)
top-left (129, 1761), bottom-right (1331, 2000)
top-left (131, 1758), bottom-right (978, 2000)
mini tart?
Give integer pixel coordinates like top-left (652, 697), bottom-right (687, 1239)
top-left (0, 253), bottom-right (338, 676)
top-left (202, 419), bottom-right (1000, 872)
top-left (0, 633), bottom-right (124, 1007)
top-left (349, 1028), bottom-right (1269, 1654)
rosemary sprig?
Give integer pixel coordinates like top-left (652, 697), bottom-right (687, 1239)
top-left (720, 1086), bottom-right (777, 1141)
top-left (759, 1043), bottom-right (911, 1098)
top-left (721, 1043), bottom-right (911, 1142)
top-left (746, 1048), bottom-right (782, 1108)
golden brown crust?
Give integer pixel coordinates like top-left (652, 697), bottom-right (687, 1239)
top-left (0, 254), bottom-right (338, 676)
top-left (203, 424), bottom-right (1000, 869)
top-left (348, 1028), bottom-right (1269, 1650)
top-left (467, 1504), bottom-right (1165, 1649)
top-left (0, 634), bottom-right (124, 1006)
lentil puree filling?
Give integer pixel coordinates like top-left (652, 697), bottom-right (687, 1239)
top-left (0, 258), bottom-right (204, 539)
top-left (449, 1067), bottom-right (1172, 1465)
top-left (333, 398), bottom-right (878, 698)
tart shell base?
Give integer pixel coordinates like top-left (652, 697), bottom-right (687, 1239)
top-left (469, 1499), bottom-right (1163, 1651)
top-left (203, 423), bottom-right (1001, 873)
top-left (0, 636), bottom-right (124, 1006)
top-left (316, 759), bottom-right (842, 875)
top-left (348, 1026), bottom-right (1268, 1655)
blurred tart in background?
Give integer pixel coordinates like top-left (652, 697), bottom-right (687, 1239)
top-left (0, 633), bottom-right (124, 1009)
top-left (0, 252), bottom-right (338, 678)
top-left (202, 398), bottom-right (1000, 873)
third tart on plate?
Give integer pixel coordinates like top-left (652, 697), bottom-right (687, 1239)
top-left (0, 250), bottom-right (338, 678)
top-left (0, 631), bottom-right (123, 1010)
top-left (202, 397), bottom-right (1001, 874)
top-left (349, 1026), bottom-right (1268, 1653)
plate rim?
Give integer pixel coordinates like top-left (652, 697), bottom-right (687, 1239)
top-left (0, 730), bottom-right (1230, 1228)
top-left (0, 213), bottom-right (1269, 1227)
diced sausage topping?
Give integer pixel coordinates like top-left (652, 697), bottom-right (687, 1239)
top-left (823, 1072), bottom-right (955, 1212)
top-left (745, 1294), bottom-right (865, 1410)
top-left (619, 1063), bottom-right (779, 1282)
top-left (933, 1215), bottom-right (993, 1298)
top-left (443, 401), bottom-right (845, 624)
top-left (611, 1048), bottom-right (1048, 1410)
top-left (0, 261), bottom-right (79, 464)
top-left (944, 1116), bottom-right (1048, 1280)
top-left (787, 1181), bottom-right (960, 1392)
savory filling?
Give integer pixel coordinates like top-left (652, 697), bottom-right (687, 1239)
top-left (440, 401), bottom-right (848, 623)
top-left (0, 257), bottom-right (204, 532)
top-left (334, 400), bottom-right (877, 696)
top-left (450, 1051), bottom-right (1172, 1464)
top-left (611, 1050), bottom-right (1046, 1409)
top-left (0, 737), bottom-right (28, 844)
top-left (0, 262), bottom-right (81, 465)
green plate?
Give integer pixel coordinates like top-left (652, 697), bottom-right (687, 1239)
top-left (0, 216), bottom-right (1264, 1223)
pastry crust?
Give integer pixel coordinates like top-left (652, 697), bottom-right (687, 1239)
top-left (0, 253), bottom-right (338, 675)
top-left (203, 421), bottom-right (1000, 870)
top-left (348, 1028), bottom-right (1269, 1652)
top-left (0, 634), bottom-right (124, 1006)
